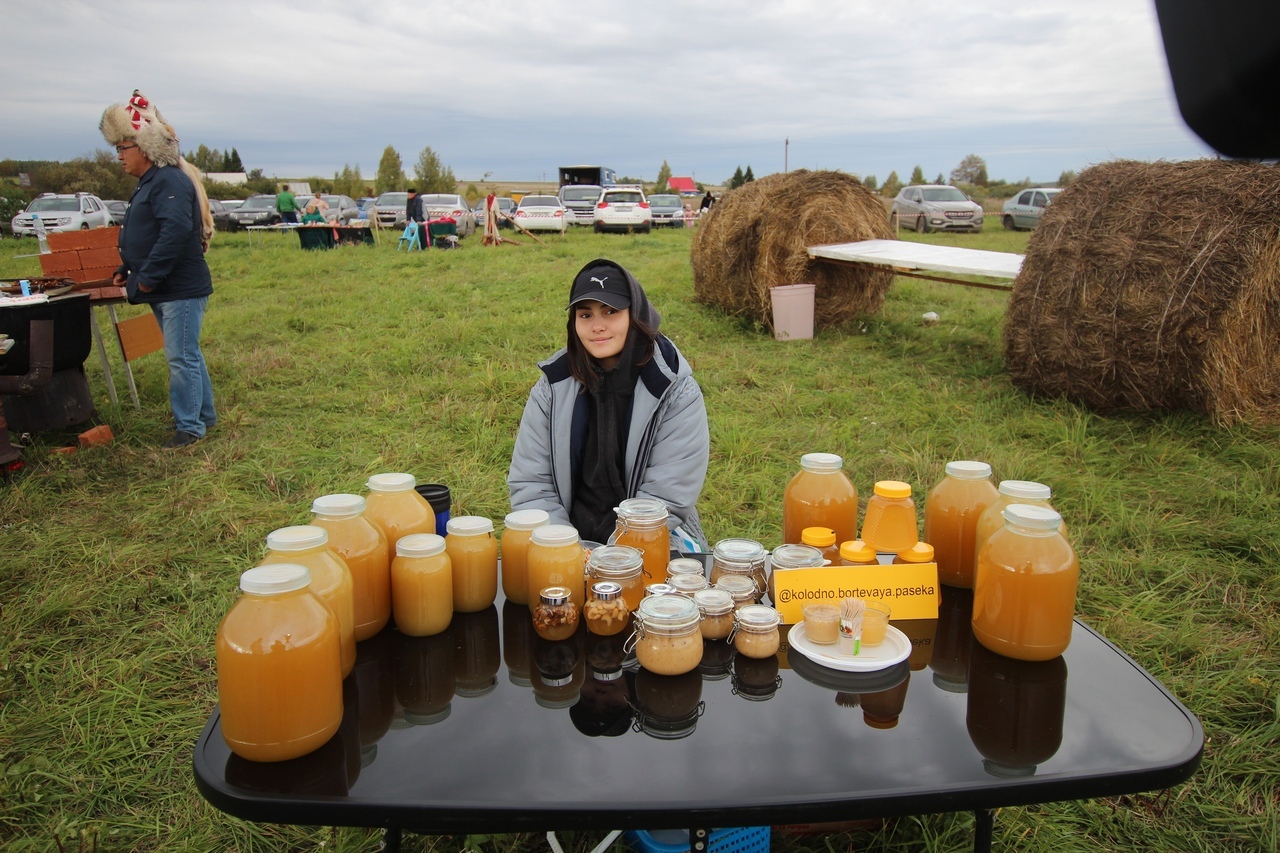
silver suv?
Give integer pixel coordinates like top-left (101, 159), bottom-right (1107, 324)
top-left (373, 191), bottom-right (409, 228)
top-left (11, 193), bottom-right (112, 236)
top-left (889, 185), bottom-right (984, 233)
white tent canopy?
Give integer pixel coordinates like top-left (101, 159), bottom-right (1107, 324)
top-left (808, 239), bottom-right (1023, 280)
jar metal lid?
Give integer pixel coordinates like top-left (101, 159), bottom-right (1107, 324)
top-left (712, 538), bottom-right (767, 565)
top-left (714, 574), bottom-right (757, 599)
top-left (799, 452), bottom-right (843, 472)
top-left (735, 604), bottom-right (781, 630)
top-left (311, 493), bottom-right (366, 518)
top-left (669, 573), bottom-right (708, 594)
top-left (531, 523), bottom-right (580, 546)
top-left (266, 525), bottom-right (328, 551)
top-left (587, 545), bottom-right (644, 575)
top-left (944, 460), bottom-right (993, 479)
top-left (446, 515), bottom-right (495, 536)
top-left (615, 497), bottom-right (669, 521)
top-left (801, 527), bottom-right (837, 548)
top-left (666, 557), bottom-right (706, 577)
top-left (1003, 504), bottom-right (1062, 529)
top-left (770, 543), bottom-right (825, 569)
top-left (367, 472), bottom-right (416, 492)
top-left (539, 586), bottom-right (573, 605)
top-left (504, 509), bottom-right (551, 531)
top-left (240, 563), bottom-right (310, 594)
top-left (998, 480), bottom-right (1052, 500)
top-left (636, 593), bottom-right (700, 630)
top-left (693, 588), bottom-right (734, 615)
top-left (590, 581), bottom-right (623, 600)
top-left (397, 533), bottom-right (446, 557)
top-left (873, 480), bottom-right (912, 499)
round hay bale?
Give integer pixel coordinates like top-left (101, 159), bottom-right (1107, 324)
top-left (1004, 158), bottom-right (1280, 426)
top-left (691, 170), bottom-right (894, 332)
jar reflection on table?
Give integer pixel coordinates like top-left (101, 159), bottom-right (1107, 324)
top-left (393, 627), bottom-right (456, 726)
top-left (352, 630), bottom-right (397, 756)
top-left (502, 600), bottom-right (536, 687)
top-left (860, 671), bottom-right (911, 729)
top-left (731, 653), bottom-right (781, 701)
top-left (633, 668), bottom-right (704, 739)
top-left (893, 618), bottom-right (939, 671)
top-left (532, 633), bottom-right (585, 709)
top-left (224, 722), bottom-right (351, 797)
top-left (697, 638), bottom-right (735, 681)
top-left (930, 586), bottom-right (975, 693)
top-left (452, 606), bottom-right (500, 698)
top-left (583, 628), bottom-right (631, 675)
top-left (569, 666), bottom-right (633, 737)
top-left (967, 642), bottom-right (1068, 777)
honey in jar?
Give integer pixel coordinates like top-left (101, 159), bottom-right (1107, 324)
top-left (627, 594), bottom-right (704, 676)
top-left (526, 524), bottom-right (585, 613)
top-left (586, 545), bottom-right (646, 613)
top-left (444, 516), bottom-right (498, 613)
top-left (782, 452), bottom-right (858, 546)
top-left (923, 461), bottom-right (999, 588)
top-left (893, 541), bottom-right (936, 565)
top-left (311, 493), bottom-right (391, 641)
top-left (860, 480), bottom-right (919, 553)
top-left (217, 564), bottom-right (343, 762)
top-left (611, 498), bottom-right (670, 584)
top-left (972, 480), bottom-right (1066, 576)
top-left (800, 527), bottom-right (840, 564)
top-left (709, 538), bottom-right (768, 598)
top-left (973, 505), bottom-right (1078, 661)
top-left (259, 525), bottom-right (356, 678)
top-left (391, 533), bottom-right (452, 637)
top-left (839, 539), bottom-right (878, 566)
top-left (364, 473), bottom-right (436, 547)
top-left (500, 509), bottom-right (550, 606)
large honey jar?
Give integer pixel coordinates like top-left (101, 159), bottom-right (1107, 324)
top-left (783, 452), bottom-right (858, 545)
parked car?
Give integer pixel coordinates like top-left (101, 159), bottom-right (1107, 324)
top-left (229, 194), bottom-right (283, 230)
top-left (355, 197), bottom-right (377, 217)
top-left (420, 193), bottom-right (476, 236)
top-left (1002, 187), bottom-right (1062, 231)
top-left (373, 191), bottom-right (409, 228)
top-left (208, 198), bottom-right (235, 232)
top-left (890, 185), bottom-right (984, 233)
top-left (559, 184), bottom-right (602, 225)
top-left (647, 194), bottom-right (686, 228)
top-left (221, 199), bottom-right (245, 212)
top-left (593, 186), bottom-right (651, 234)
top-left (103, 200), bottom-right (128, 226)
top-left (11, 192), bottom-right (111, 236)
top-left (512, 195), bottom-right (568, 234)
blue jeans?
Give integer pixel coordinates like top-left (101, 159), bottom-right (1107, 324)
top-left (151, 297), bottom-right (215, 437)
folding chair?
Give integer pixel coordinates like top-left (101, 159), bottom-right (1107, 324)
top-left (397, 222), bottom-right (422, 251)
top-left (113, 311), bottom-right (165, 409)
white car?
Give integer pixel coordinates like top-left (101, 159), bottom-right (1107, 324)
top-left (1002, 188), bottom-right (1062, 231)
top-left (11, 192), bottom-right (112, 236)
top-left (890, 184), bottom-right (984, 233)
top-left (592, 186), bottom-right (651, 234)
top-left (420, 193), bottom-right (476, 236)
top-left (512, 195), bottom-right (568, 234)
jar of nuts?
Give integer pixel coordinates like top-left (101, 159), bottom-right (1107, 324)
top-left (584, 581), bottom-right (631, 636)
top-left (532, 586), bottom-right (579, 642)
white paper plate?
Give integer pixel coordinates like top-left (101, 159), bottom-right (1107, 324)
top-left (787, 622), bottom-right (911, 672)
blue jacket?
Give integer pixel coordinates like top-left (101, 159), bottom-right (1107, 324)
top-left (116, 164), bottom-right (213, 304)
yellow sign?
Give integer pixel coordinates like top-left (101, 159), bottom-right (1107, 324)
top-left (771, 563), bottom-right (940, 623)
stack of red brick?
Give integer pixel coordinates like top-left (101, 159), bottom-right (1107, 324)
top-left (39, 227), bottom-right (127, 300)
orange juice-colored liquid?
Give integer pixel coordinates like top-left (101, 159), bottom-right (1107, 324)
top-left (217, 585), bottom-right (343, 762)
top-left (973, 494), bottom-right (1066, 573)
top-left (613, 523), bottom-right (669, 585)
top-left (391, 551), bottom-right (453, 636)
top-left (445, 531), bottom-right (498, 613)
top-left (783, 468), bottom-right (858, 545)
top-left (972, 525), bottom-right (1078, 661)
top-left (500, 527), bottom-right (534, 605)
top-left (313, 513), bottom-right (391, 641)
top-left (861, 491), bottom-right (918, 553)
top-left (364, 489), bottom-right (435, 545)
top-left (924, 475), bottom-right (999, 588)
top-left (527, 541), bottom-right (586, 613)
top-left (260, 547), bottom-right (356, 678)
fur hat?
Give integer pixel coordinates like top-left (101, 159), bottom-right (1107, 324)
top-left (100, 90), bottom-right (215, 246)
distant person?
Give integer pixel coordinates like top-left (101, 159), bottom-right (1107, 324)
top-left (301, 192), bottom-right (328, 224)
top-left (699, 190), bottom-right (715, 212)
top-left (101, 89), bottom-right (216, 450)
top-left (308, 191), bottom-right (329, 213)
top-left (277, 184), bottom-right (298, 223)
top-left (406, 188), bottom-right (426, 245)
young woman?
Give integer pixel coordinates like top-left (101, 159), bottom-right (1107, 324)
top-left (508, 259), bottom-right (710, 551)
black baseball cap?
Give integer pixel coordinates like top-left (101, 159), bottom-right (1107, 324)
top-left (568, 264), bottom-right (631, 311)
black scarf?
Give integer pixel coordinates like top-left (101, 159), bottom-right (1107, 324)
top-left (571, 341), bottom-right (641, 544)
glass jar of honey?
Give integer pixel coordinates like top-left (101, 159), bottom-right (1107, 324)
top-left (217, 564), bottom-right (343, 762)
top-left (766, 543), bottom-right (825, 604)
top-left (731, 604), bottom-right (782, 659)
top-left (444, 516), bottom-right (498, 613)
top-left (800, 527), bottom-right (840, 564)
top-left (924, 461), bottom-right (999, 589)
top-left (893, 541), bottom-right (936, 565)
top-left (972, 481), bottom-right (1065, 579)
top-left (973, 505), bottom-right (1077, 661)
top-left (533, 586), bottom-right (580, 641)
top-left (260, 525), bottom-right (356, 678)
top-left (838, 539), bottom-right (878, 566)
top-left (861, 480), bottom-right (919, 554)
top-left (627, 594), bottom-right (704, 676)
top-left (584, 581), bottom-right (630, 636)
top-left (586, 545), bottom-right (646, 613)
top-left (693, 588), bottom-right (736, 640)
top-left (709, 538), bottom-right (768, 598)
top-left (364, 473), bottom-right (436, 547)
top-left (714, 574), bottom-right (759, 610)
top-left (668, 572), bottom-right (709, 597)
top-left (526, 524), bottom-right (585, 613)
top-left (311, 493), bottom-right (391, 642)
top-left (500, 509), bottom-right (550, 606)
top-left (611, 497), bottom-right (670, 584)
top-left (390, 533), bottom-right (452, 637)
top-left (783, 452), bottom-right (858, 546)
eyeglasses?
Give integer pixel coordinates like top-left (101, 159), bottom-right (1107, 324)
top-left (115, 144), bottom-right (137, 153)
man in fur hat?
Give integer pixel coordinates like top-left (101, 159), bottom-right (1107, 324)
top-left (101, 90), bottom-right (216, 449)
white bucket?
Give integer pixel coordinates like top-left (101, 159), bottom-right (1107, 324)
top-left (770, 284), bottom-right (815, 341)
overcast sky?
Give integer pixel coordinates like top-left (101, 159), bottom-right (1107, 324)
top-left (1, 0), bottom-right (1215, 187)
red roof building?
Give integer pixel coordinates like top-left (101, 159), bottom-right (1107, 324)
top-left (667, 176), bottom-right (696, 193)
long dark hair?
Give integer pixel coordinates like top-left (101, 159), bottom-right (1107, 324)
top-left (565, 307), bottom-right (657, 389)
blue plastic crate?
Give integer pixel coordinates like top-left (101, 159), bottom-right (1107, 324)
top-left (625, 826), bottom-right (770, 853)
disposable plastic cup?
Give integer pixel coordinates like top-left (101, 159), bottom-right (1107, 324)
top-left (802, 604), bottom-right (840, 644)
top-left (861, 601), bottom-right (892, 646)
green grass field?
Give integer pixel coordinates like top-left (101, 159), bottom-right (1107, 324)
top-left (1, 222), bottom-right (1276, 852)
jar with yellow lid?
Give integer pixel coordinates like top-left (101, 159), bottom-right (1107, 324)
top-left (611, 497), bottom-right (670, 584)
top-left (766, 543), bottom-right (825, 604)
top-left (731, 604), bottom-right (782, 659)
top-left (714, 574), bottom-right (759, 610)
top-left (800, 527), bottom-right (840, 564)
top-left (586, 545), bottom-right (646, 613)
top-left (259, 525), bottom-right (356, 678)
top-left (839, 539), bottom-right (878, 566)
top-left (584, 581), bottom-right (630, 636)
top-left (626, 594), bottom-right (704, 676)
top-left (861, 480), bottom-right (919, 553)
top-left (894, 541), bottom-right (936, 565)
top-left (709, 538), bottom-right (768, 597)
top-left (693, 588), bottom-right (735, 640)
